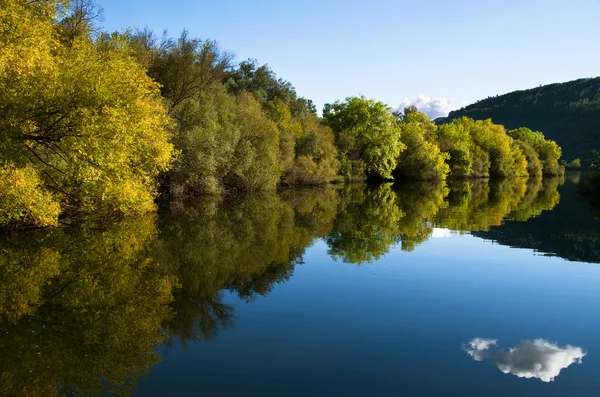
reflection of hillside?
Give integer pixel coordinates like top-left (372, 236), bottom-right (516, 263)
top-left (474, 178), bottom-right (600, 263)
top-left (582, 172), bottom-right (600, 219)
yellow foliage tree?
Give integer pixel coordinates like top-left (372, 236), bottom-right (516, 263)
top-left (0, 1), bottom-right (175, 226)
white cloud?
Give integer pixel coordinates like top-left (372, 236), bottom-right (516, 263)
top-left (398, 95), bottom-right (469, 119)
top-left (464, 338), bottom-right (586, 382)
top-left (468, 337), bottom-right (499, 353)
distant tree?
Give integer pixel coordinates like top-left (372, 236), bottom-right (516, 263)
top-left (515, 140), bottom-right (543, 176)
top-left (508, 127), bottom-right (564, 176)
top-left (567, 158), bottom-right (582, 169)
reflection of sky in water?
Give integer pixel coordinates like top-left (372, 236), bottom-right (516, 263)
top-left (431, 228), bottom-right (453, 238)
top-left (464, 338), bottom-right (586, 382)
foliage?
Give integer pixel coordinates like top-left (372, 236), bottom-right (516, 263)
top-left (326, 184), bottom-right (405, 263)
top-left (323, 97), bottom-right (405, 180)
top-left (227, 60), bottom-right (338, 185)
top-left (437, 117), bottom-right (529, 178)
top-left (227, 59), bottom-right (316, 118)
top-left (440, 77), bottom-right (600, 166)
top-left (284, 117), bottom-right (340, 185)
top-left (566, 158), bottom-right (582, 169)
top-left (225, 92), bottom-right (281, 191)
top-left (0, 0), bottom-right (175, 227)
top-left (515, 140), bottom-right (543, 176)
top-left (395, 107), bottom-right (450, 180)
top-left (508, 127), bottom-right (564, 176)
top-left (0, 0), bottom-right (569, 231)
top-left (159, 188), bottom-right (339, 342)
top-left (0, 216), bottom-right (176, 396)
top-left (0, 165), bottom-right (60, 227)
top-left (131, 31), bottom-right (338, 193)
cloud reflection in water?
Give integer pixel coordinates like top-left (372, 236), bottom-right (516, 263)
top-left (463, 338), bottom-right (586, 382)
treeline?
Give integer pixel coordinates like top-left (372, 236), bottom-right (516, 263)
top-left (0, 0), bottom-right (563, 228)
top-left (439, 77), bottom-right (600, 166)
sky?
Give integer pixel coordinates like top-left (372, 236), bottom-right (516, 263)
top-left (97, 0), bottom-right (600, 117)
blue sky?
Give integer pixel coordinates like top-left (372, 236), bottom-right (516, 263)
top-left (98, 0), bottom-right (599, 117)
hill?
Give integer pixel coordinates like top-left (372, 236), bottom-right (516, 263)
top-left (437, 77), bottom-right (600, 166)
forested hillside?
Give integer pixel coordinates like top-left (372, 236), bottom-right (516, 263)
top-left (438, 78), bottom-right (600, 166)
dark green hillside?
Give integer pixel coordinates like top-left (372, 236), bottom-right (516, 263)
top-left (438, 78), bottom-right (600, 166)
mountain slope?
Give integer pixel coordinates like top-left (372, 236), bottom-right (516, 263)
top-left (437, 77), bottom-right (600, 166)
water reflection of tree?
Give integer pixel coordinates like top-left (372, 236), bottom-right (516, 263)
top-left (326, 177), bottom-right (562, 263)
top-left (394, 181), bottom-right (449, 251)
top-left (435, 177), bottom-right (560, 232)
top-left (0, 217), bottom-right (176, 397)
top-left (476, 176), bottom-right (600, 263)
top-left (326, 184), bottom-right (404, 264)
top-left (160, 189), bottom-right (339, 343)
top-left (507, 177), bottom-right (561, 221)
top-left (0, 178), bottom-right (568, 394)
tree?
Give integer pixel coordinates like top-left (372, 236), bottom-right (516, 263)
top-left (225, 92), bottom-right (282, 191)
top-left (567, 158), bottom-right (582, 169)
top-left (0, 165), bottom-right (60, 227)
top-left (508, 127), bottom-right (564, 176)
top-left (58, 0), bottom-right (104, 44)
top-left (284, 117), bottom-right (340, 185)
top-left (0, 1), bottom-right (176, 226)
top-left (323, 96), bottom-right (404, 180)
top-left (395, 107), bottom-right (450, 180)
top-left (142, 30), bottom-right (233, 113)
top-left (515, 140), bottom-right (543, 176)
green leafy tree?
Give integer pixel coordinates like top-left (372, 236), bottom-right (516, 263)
top-left (285, 117), bottom-right (340, 185)
top-left (323, 96), bottom-right (404, 180)
top-left (436, 118), bottom-right (477, 177)
top-left (225, 92), bottom-right (282, 191)
top-left (395, 107), bottom-right (450, 180)
top-left (508, 127), bottom-right (564, 176)
top-left (168, 83), bottom-right (239, 195)
top-left (515, 140), bottom-right (543, 176)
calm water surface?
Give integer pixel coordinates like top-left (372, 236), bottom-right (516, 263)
top-left (1, 174), bottom-right (600, 396)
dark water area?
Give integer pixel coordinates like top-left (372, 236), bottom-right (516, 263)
top-left (1, 173), bottom-right (600, 396)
